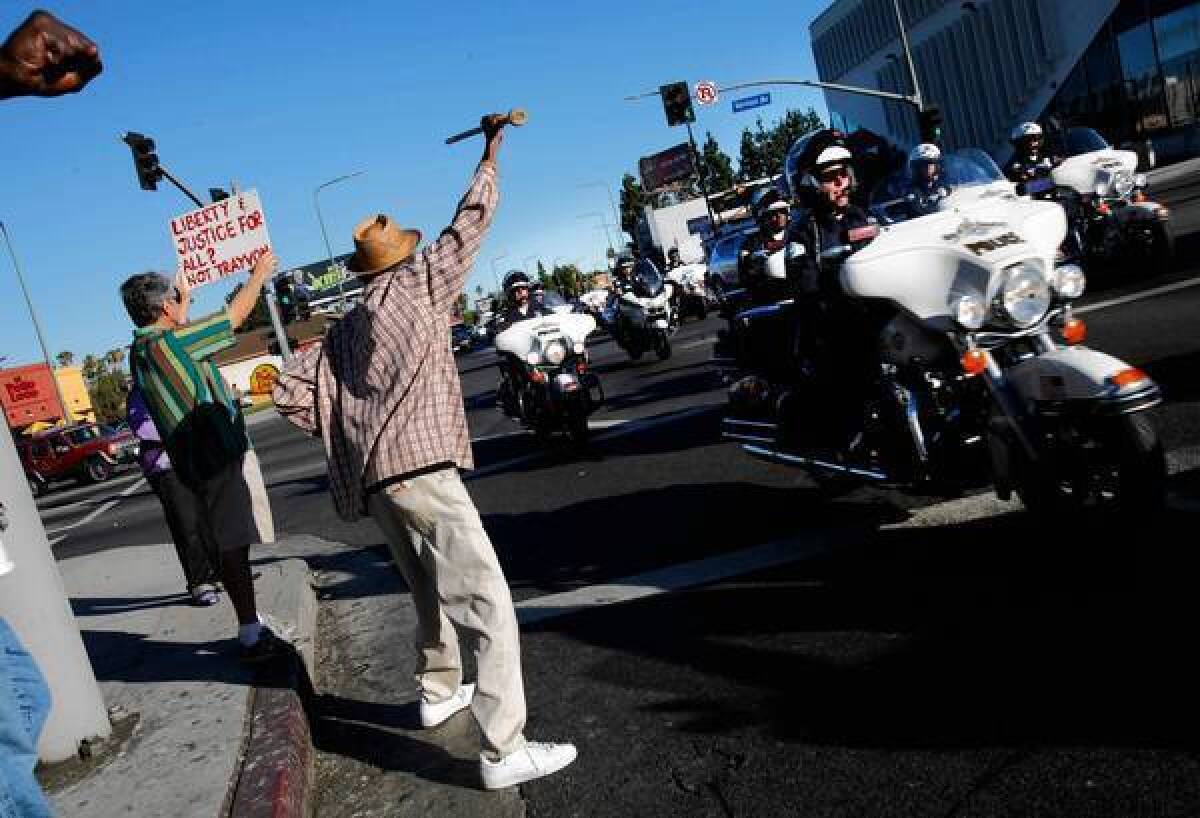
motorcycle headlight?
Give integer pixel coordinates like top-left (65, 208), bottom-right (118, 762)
top-left (998, 262), bottom-right (1051, 327)
top-left (1094, 181), bottom-right (1109, 197)
top-left (573, 342), bottom-right (585, 354)
top-left (952, 293), bottom-right (986, 330)
top-left (1134, 173), bottom-right (1147, 189)
top-left (1048, 263), bottom-right (1086, 299)
top-left (1113, 171), bottom-right (1135, 198)
top-left (542, 339), bottom-right (567, 366)
top-left (525, 351), bottom-right (540, 365)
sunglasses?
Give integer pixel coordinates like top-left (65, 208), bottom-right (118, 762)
top-left (818, 167), bottom-right (850, 184)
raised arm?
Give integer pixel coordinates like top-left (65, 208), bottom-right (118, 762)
top-left (419, 114), bottom-right (507, 312)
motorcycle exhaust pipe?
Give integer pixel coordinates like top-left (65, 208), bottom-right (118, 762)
top-left (741, 444), bottom-right (890, 482)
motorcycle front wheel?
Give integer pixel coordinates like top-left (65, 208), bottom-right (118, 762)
top-left (655, 333), bottom-right (672, 361)
top-left (1016, 412), bottom-right (1166, 515)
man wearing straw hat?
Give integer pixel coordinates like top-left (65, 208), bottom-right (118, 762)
top-left (274, 114), bottom-right (575, 790)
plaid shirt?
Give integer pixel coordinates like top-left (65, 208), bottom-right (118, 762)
top-left (274, 161), bottom-right (497, 521)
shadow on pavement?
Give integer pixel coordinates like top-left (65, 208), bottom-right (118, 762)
top-left (525, 504), bottom-right (1200, 753)
top-left (72, 593), bottom-right (191, 617)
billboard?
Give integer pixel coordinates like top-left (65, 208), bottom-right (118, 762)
top-left (278, 253), bottom-right (361, 305)
top-left (638, 143), bottom-right (695, 193)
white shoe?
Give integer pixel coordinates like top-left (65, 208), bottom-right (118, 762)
top-left (419, 683), bottom-right (474, 728)
top-left (480, 741), bottom-right (577, 790)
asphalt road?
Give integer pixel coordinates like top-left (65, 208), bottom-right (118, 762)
top-left (40, 209), bottom-right (1200, 815)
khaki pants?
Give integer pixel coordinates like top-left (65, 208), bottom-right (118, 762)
top-left (367, 467), bottom-right (527, 758)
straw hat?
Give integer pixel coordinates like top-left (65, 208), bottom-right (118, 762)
top-left (346, 214), bottom-right (422, 276)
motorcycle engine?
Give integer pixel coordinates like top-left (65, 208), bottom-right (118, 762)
top-left (879, 313), bottom-right (950, 367)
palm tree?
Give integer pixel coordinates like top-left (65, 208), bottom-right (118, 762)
top-left (55, 350), bottom-right (74, 368)
top-left (81, 353), bottom-right (104, 383)
top-left (105, 348), bottom-right (126, 372)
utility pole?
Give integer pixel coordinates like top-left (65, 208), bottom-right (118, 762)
top-left (0, 224), bottom-right (110, 754)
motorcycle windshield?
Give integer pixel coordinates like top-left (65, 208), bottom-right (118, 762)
top-left (1054, 127), bottom-right (1110, 157)
top-left (870, 150), bottom-right (1005, 223)
top-left (632, 259), bottom-right (664, 297)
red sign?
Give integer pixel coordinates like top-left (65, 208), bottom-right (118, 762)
top-left (0, 364), bottom-right (64, 428)
top-left (638, 143), bottom-right (695, 193)
top-left (694, 81), bottom-right (718, 106)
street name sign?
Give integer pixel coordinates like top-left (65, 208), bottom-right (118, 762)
top-left (171, 189), bottom-right (273, 288)
top-left (732, 93), bottom-right (771, 113)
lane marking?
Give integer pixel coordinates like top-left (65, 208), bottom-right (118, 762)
top-left (1077, 277), bottom-right (1200, 315)
top-left (515, 532), bottom-right (838, 626)
top-left (676, 336), bottom-right (716, 352)
top-left (47, 477), bottom-right (148, 544)
top-left (35, 472), bottom-right (142, 512)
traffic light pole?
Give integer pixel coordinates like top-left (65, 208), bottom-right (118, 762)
top-left (264, 279), bottom-right (292, 361)
top-left (158, 166), bottom-right (204, 208)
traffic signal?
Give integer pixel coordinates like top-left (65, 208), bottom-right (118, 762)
top-left (660, 82), bottom-right (695, 127)
top-left (121, 131), bottom-right (161, 191)
top-left (276, 278), bottom-right (296, 324)
top-left (918, 106), bottom-right (944, 143)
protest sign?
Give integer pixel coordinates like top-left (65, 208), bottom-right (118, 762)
top-left (171, 190), bottom-right (272, 288)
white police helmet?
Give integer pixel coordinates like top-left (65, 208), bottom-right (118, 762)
top-left (908, 143), bottom-right (942, 163)
top-left (1010, 122), bottom-right (1043, 142)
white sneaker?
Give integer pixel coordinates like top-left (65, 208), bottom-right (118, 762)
top-left (419, 683), bottom-right (475, 728)
top-left (480, 741), bottom-right (577, 790)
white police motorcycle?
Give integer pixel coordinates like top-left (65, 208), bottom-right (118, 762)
top-left (495, 293), bottom-right (603, 443)
top-left (1019, 127), bottom-right (1173, 269)
top-left (614, 259), bottom-right (674, 361)
top-left (723, 150), bottom-right (1166, 513)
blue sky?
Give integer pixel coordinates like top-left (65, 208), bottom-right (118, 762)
top-left (0, 1), bottom-right (829, 365)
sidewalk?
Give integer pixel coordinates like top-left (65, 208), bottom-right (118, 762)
top-left (39, 533), bottom-right (528, 817)
top-left (42, 539), bottom-right (317, 818)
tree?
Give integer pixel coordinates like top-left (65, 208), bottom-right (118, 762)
top-left (536, 260), bottom-right (547, 280)
top-left (105, 348), bottom-right (125, 373)
top-left (737, 122), bottom-right (771, 181)
top-left (699, 131), bottom-right (736, 193)
top-left (550, 263), bottom-right (582, 297)
top-left (55, 350), bottom-right (74, 368)
top-left (618, 173), bottom-right (647, 242)
top-left (88, 371), bottom-right (128, 424)
top-left (736, 107), bottom-right (825, 181)
top-left (81, 353), bottom-right (105, 383)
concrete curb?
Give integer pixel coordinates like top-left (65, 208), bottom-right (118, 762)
top-left (226, 558), bottom-right (318, 818)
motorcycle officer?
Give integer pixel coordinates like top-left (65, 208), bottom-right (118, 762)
top-left (904, 143), bottom-right (952, 215)
top-left (495, 270), bottom-right (549, 415)
top-left (737, 187), bottom-right (797, 304)
top-left (1004, 122), bottom-right (1060, 184)
top-left (788, 130), bottom-right (881, 455)
top-left (495, 270), bottom-right (548, 332)
top-left (790, 130), bottom-right (874, 294)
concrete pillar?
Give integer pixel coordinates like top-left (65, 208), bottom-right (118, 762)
top-left (0, 431), bottom-right (110, 762)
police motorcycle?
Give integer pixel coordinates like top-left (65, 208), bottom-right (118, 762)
top-left (722, 147), bottom-right (1166, 513)
top-left (663, 249), bottom-right (710, 323)
top-left (613, 258), bottom-right (674, 361)
top-left (494, 290), bottom-right (603, 443)
top-left (1008, 123), bottom-right (1173, 270)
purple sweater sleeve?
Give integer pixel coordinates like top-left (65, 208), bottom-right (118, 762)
top-left (127, 387), bottom-right (170, 474)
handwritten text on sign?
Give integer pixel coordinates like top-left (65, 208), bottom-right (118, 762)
top-left (171, 190), bottom-right (272, 288)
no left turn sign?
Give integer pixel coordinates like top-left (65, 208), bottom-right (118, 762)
top-left (694, 81), bottom-right (718, 106)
